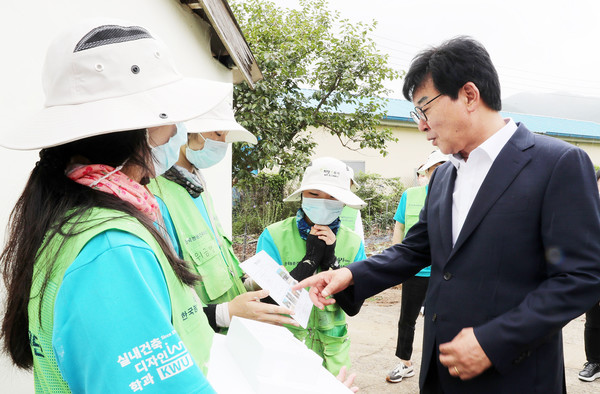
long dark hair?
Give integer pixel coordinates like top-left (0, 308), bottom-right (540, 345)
top-left (1, 129), bottom-right (198, 369)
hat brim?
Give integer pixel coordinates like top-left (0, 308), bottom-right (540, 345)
top-left (350, 179), bottom-right (360, 192)
top-left (1, 77), bottom-right (231, 150)
top-left (284, 183), bottom-right (366, 209)
top-left (417, 160), bottom-right (446, 175)
top-left (185, 117), bottom-right (257, 145)
top-left (417, 151), bottom-right (449, 174)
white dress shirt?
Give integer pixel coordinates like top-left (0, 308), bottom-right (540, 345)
top-left (449, 119), bottom-right (518, 245)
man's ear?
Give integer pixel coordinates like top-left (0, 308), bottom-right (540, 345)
top-left (462, 82), bottom-right (480, 112)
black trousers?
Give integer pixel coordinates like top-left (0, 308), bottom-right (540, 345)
top-left (396, 275), bottom-right (429, 360)
top-left (585, 301), bottom-right (600, 363)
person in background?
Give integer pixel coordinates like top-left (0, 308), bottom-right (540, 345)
top-left (256, 157), bottom-right (367, 375)
top-left (577, 168), bottom-right (600, 382)
top-left (148, 97), bottom-right (297, 331)
top-left (0, 19), bottom-right (232, 392)
top-left (386, 149), bottom-right (448, 384)
top-left (392, 151), bottom-right (449, 246)
top-left (338, 166), bottom-right (365, 242)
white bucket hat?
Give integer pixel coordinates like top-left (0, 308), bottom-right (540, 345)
top-left (0, 18), bottom-right (231, 150)
top-left (417, 149), bottom-right (449, 175)
top-left (284, 157), bottom-right (366, 209)
top-left (185, 94), bottom-right (257, 145)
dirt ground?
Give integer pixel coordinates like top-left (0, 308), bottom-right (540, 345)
top-left (347, 286), bottom-right (421, 393)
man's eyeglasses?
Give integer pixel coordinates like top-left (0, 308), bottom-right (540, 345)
top-left (410, 93), bottom-right (443, 124)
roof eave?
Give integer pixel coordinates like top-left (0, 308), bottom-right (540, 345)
top-left (182, 0), bottom-right (263, 88)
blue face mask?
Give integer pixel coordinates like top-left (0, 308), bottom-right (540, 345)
top-left (301, 197), bottom-right (345, 225)
top-left (185, 133), bottom-right (228, 169)
top-left (150, 123), bottom-right (187, 177)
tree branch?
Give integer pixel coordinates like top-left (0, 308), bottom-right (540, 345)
top-left (313, 70), bottom-right (344, 115)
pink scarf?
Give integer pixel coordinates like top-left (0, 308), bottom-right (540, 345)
top-left (67, 164), bottom-right (159, 222)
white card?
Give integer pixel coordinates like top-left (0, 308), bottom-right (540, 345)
top-left (240, 250), bottom-right (313, 328)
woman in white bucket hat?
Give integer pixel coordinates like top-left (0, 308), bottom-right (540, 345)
top-left (0, 19), bottom-right (230, 393)
top-left (147, 96), bottom-right (297, 332)
top-left (256, 157), bottom-right (367, 376)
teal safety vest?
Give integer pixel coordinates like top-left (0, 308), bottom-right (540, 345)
top-left (28, 208), bottom-right (214, 392)
top-left (266, 216), bottom-right (361, 375)
top-left (148, 177), bottom-right (245, 306)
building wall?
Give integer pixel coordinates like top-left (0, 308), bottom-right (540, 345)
top-left (563, 139), bottom-right (600, 167)
top-left (0, 1), bottom-right (234, 392)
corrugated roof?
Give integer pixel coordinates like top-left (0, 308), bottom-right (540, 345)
top-left (498, 111), bottom-right (600, 140)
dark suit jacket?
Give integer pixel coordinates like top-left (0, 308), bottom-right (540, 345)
top-left (348, 123), bottom-right (600, 393)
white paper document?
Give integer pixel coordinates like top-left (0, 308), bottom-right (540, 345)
top-left (240, 250), bottom-right (313, 328)
top-left (208, 318), bottom-right (352, 393)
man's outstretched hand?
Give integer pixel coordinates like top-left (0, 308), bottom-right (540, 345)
top-left (292, 267), bottom-right (354, 309)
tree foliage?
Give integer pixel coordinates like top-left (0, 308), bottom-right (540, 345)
top-left (230, 0), bottom-right (401, 182)
top-left (353, 172), bottom-right (404, 234)
top-left (232, 172), bottom-right (298, 235)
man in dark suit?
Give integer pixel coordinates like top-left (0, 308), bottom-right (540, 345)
top-left (295, 37), bottom-right (600, 393)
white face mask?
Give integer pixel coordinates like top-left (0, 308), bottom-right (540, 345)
top-left (185, 133), bottom-right (229, 169)
top-left (149, 123), bottom-right (187, 177)
top-left (301, 197), bottom-right (345, 225)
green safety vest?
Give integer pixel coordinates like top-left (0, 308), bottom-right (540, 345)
top-left (266, 217), bottom-right (361, 374)
top-left (338, 206), bottom-right (359, 231)
top-left (148, 177), bottom-right (245, 306)
top-left (28, 208), bottom-right (214, 393)
top-left (403, 185), bottom-right (430, 277)
top-left (404, 185), bottom-right (428, 236)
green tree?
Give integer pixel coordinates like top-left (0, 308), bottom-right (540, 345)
top-left (353, 172), bottom-right (404, 234)
top-left (230, 0), bottom-right (401, 182)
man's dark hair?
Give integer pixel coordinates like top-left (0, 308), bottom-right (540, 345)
top-left (402, 36), bottom-right (502, 111)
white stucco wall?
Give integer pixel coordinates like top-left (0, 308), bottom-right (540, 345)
top-left (0, 1), bottom-right (234, 392)
top-left (563, 139), bottom-right (600, 168)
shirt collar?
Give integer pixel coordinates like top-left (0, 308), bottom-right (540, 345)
top-left (449, 118), bottom-right (518, 169)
